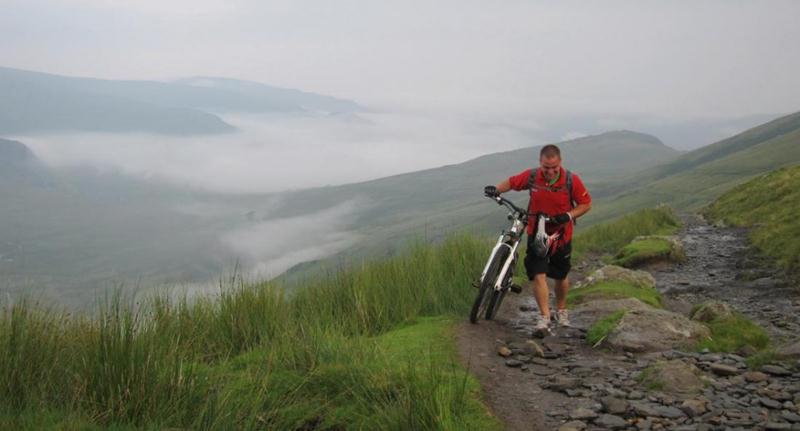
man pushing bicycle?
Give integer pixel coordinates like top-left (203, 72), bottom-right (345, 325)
top-left (484, 144), bottom-right (592, 333)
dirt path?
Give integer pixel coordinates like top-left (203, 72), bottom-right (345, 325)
top-left (455, 215), bottom-right (800, 431)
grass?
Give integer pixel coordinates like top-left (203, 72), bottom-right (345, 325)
top-left (635, 366), bottom-right (666, 392)
top-left (745, 349), bottom-right (779, 370)
top-left (705, 164), bottom-right (800, 274)
top-left (612, 237), bottom-right (684, 268)
top-left (0, 234), bottom-right (502, 430)
top-left (695, 312), bottom-right (771, 355)
top-left (567, 281), bottom-right (663, 308)
top-left (572, 205), bottom-right (681, 262)
top-left (586, 310), bottom-right (626, 347)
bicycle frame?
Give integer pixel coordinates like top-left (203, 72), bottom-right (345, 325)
top-left (479, 197), bottom-right (528, 292)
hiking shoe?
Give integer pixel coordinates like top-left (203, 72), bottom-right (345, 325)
top-left (556, 309), bottom-right (570, 327)
top-left (532, 314), bottom-right (551, 336)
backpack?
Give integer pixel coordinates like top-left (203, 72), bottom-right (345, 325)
top-left (527, 168), bottom-right (577, 222)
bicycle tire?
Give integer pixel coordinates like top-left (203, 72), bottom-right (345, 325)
top-left (485, 289), bottom-right (506, 320)
top-left (469, 247), bottom-right (509, 324)
top-left (486, 255), bottom-right (515, 320)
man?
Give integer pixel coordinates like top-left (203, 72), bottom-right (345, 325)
top-left (484, 144), bottom-right (591, 332)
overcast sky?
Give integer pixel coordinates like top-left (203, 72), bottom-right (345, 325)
top-left (3, 0), bottom-right (799, 119)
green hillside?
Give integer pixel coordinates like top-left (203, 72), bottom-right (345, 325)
top-left (278, 111), bottom-right (800, 283)
top-left (0, 205), bottom-right (686, 430)
top-left (705, 165), bottom-right (800, 273)
top-left (277, 131), bottom-right (679, 281)
top-left (587, 111), bottom-right (800, 223)
top-left (0, 235), bottom-right (500, 430)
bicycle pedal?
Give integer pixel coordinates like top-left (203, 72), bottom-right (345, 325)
top-left (509, 283), bottom-right (523, 294)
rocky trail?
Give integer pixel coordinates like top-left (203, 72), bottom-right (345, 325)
top-left (455, 216), bottom-right (800, 431)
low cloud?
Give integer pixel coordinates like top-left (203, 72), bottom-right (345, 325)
top-left (17, 111), bottom-right (541, 194)
top-left (218, 199), bottom-right (364, 279)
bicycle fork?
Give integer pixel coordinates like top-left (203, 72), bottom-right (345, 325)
top-left (494, 240), bottom-right (521, 290)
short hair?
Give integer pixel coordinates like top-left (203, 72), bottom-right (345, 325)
top-left (540, 144), bottom-right (561, 159)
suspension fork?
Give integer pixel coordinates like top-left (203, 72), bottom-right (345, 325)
top-left (494, 238), bottom-right (521, 290)
top-left (480, 234), bottom-right (509, 282)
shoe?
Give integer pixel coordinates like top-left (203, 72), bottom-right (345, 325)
top-left (556, 309), bottom-right (570, 327)
top-left (533, 314), bottom-right (550, 338)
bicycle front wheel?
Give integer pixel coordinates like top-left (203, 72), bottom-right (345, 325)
top-left (469, 248), bottom-right (508, 324)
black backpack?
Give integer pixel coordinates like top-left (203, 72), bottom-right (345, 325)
top-left (527, 168), bottom-right (577, 221)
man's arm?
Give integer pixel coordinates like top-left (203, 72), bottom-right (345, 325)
top-left (494, 179), bottom-right (512, 194)
top-left (568, 203), bottom-right (591, 220)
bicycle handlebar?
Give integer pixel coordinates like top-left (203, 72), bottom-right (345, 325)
top-left (485, 194), bottom-right (552, 222)
top-left (486, 194), bottom-right (528, 216)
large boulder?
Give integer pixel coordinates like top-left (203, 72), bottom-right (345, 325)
top-left (613, 235), bottom-right (686, 268)
top-left (572, 298), bottom-right (653, 327)
top-left (690, 300), bottom-right (734, 323)
top-left (639, 359), bottom-right (706, 397)
top-left (775, 340), bottom-right (800, 360)
top-left (575, 265), bottom-right (656, 290)
top-left (606, 308), bottom-right (711, 353)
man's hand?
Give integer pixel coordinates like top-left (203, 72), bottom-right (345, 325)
top-left (484, 185), bottom-right (498, 197)
top-left (553, 213), bottom-right (572, 224)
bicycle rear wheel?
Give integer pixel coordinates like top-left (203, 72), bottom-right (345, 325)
top-left (469, 248), bottom-right (508, 324)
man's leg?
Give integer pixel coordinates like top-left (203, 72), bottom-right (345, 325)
top-left (554, 277), bottom-right (569, 311)
top-left (531, 274), bottom-right (550, 319)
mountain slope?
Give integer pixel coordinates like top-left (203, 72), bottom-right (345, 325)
top-left (0, 67), bottom-right (362, 135)
top-left (588, 111), bottom-right (800, 222)
top-left (273, 131), bottom-right (680, 279)
top-left (705, 165), bottom-right (800, 273)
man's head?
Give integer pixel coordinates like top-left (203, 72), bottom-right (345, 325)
top-left (539, 144), bottom-right (562, 180)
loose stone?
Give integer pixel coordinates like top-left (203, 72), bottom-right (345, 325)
top-left (505, 359), bottom-right (523, 368)
top-left (762, 365), bottom-right (793, 376)
top-left (761, 397), bottom-right (783, 409)
top-left (710, 363), bottom-right (740, 376)
top-left (783, 411), bottom-right (800, 423)
top-left (680, 399), bottom-right (708, 417)
top-left (569, 407), bottom-right (598, 420)
top-left (497, 346), bottom-right (512, 357)
top-left (557, 420), bottom-right (587, 431)
top-left (594, 414), bottom-right (628, 429)
top-left (600, 396), bottom-right (629, 415)
top-left (744, 371), bottom-right (769, 383)
top-left (525, 340), bottom-right (545, 357)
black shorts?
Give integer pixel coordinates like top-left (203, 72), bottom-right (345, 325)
top-left (524, 238), bottom-right (572, 281)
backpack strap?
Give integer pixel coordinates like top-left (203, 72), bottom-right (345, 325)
top-left (527, 168), bottom-right (539, 192)
top-left (529, 167), bottom-right (578, 222)
top-left (566, 169), bottom-right (575, 209)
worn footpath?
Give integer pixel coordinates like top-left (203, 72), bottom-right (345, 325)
top-left (455, 216), bottom-right (800, 431)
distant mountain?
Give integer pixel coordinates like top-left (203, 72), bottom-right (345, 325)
top-left (0, 67), bottom-right (362, 135)
top-left (172, 77), bottom-right (362, 113)
top-left (0, 138), bottom-right (52, 185)
top-left (0, 138), bottom-right (34, 163)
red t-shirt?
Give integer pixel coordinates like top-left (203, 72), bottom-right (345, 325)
top-left (508, 167), bottom-right (591, 246)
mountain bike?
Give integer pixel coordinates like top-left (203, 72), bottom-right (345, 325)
top-left (469, 193), bottom-right (560, 324)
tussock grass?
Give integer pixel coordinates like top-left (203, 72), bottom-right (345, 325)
top-left (636, 366), bottom-right (666, 392)
top-left (695, 312), bottom-right (770, 355)
top-left (612, 237), bottom-right (684, 268)
top-left (567, 281), bottom-right (662, 308)
top-left (586, 310), bottom-right (626, 346)
top-left (0, 234), bottom-right (500, 430)
top-left (705, 164), bottom-right (800, 273)
top-left (572, 206), bottom-right (681, 261)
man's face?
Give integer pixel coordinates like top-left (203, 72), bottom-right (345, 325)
top-left (540, 155), bottom-right (561, 180)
